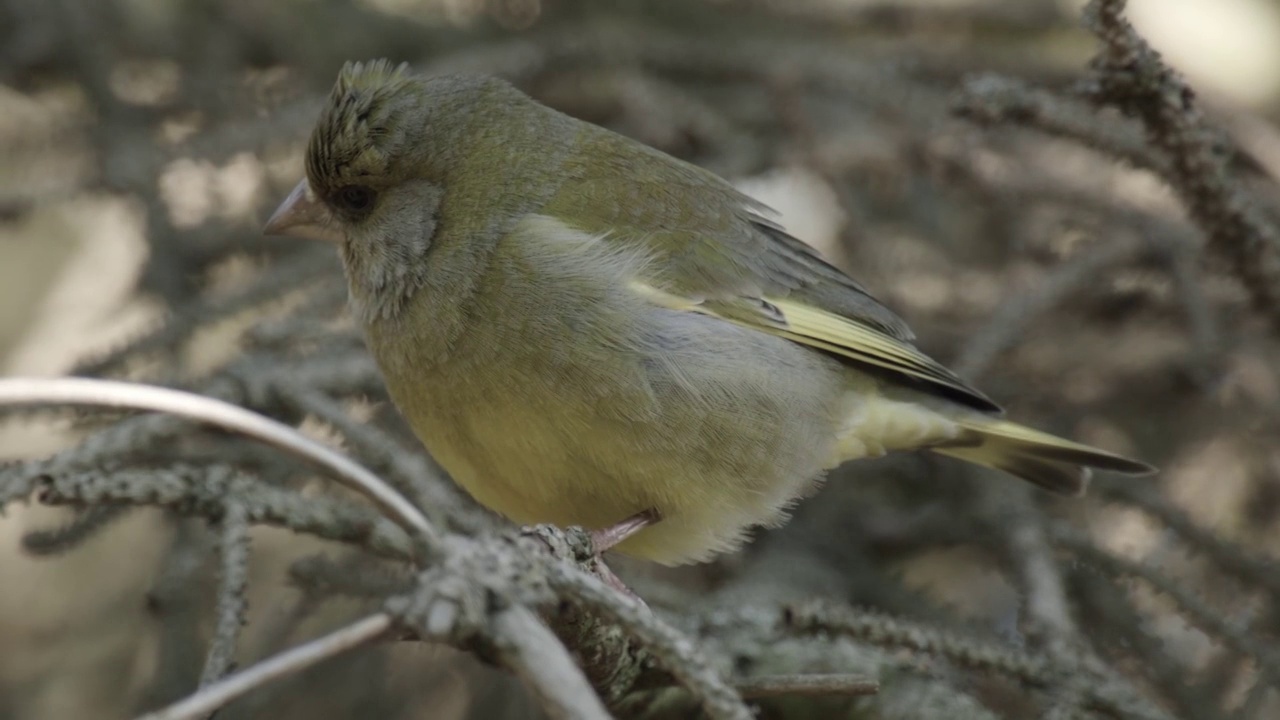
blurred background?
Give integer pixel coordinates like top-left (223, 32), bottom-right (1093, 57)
top-left (3, 0), bottom-right (1280, 718)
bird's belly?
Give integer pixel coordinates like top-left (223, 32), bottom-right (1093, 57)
top-left (366, 223), bottom-right (859, 564)
top-left (405, 388), bottom-right (817, 564)
top-left (381, 326), bottom-right (849, 565)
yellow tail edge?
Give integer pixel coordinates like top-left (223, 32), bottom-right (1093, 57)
top-left (932, 418), bottom-right (1155, 496)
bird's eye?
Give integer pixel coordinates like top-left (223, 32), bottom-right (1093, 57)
top-left (335, 185), bottom-right (376, 214)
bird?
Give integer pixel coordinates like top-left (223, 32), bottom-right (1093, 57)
top-left (265, 60), bottom-right (1153, 567)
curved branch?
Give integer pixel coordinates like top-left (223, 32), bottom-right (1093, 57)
top-left (136, 613), bottom-right (394, 720)
top-left (0, 377), bottom-right (441, 553)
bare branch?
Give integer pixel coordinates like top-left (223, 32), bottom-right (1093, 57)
top-left (954, 73), bottom-right (1166, 175)
top-left (136, 613), bottom-right (394, 720)
top-left (1056, 526), bottom-right (1280, 679)
top-left (199, 500), bottom-right (252, 688)
top-left (735, 673), bottom-right (879, 699)
top-left (953, 235), bottom-right (1150, 378)
top-left (1082, 0), bottom-right (1280, 325)
top-left (37, 464), bottom-right (415, 560)
top-left (1097, 482), bottom-right (1280, 599)
top-left (0, 377), bottom-right (440, 553)
top-left (492, 605), bottom-right (613, 720)
top-left (20, 505), bottom-right (132, 555)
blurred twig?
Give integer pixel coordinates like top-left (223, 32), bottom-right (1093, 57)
top-left (199, 500), bottom-right (251, 688)
top-left (140, 613), bottom-right (395, 720)
top-left (1081, 0), bottom-right (1280, 327)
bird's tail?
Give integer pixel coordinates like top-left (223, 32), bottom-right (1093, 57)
top-left (931, 418), bottom-right (1154, 496)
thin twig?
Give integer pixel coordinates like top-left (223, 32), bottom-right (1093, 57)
top-left (984, 486), bottom-right (1079, 642)
top-left (784, 600), bottom-right (1052, 685)
top-left (136, 613), bottom-right (394, 720)
top-left (953, 236), bottom-right (1148, 378)
top-left (37, 464), bottom-right (415, 561)
top-left (1097, 482), bottom-right (1280, 599)
top-left (74, 249), bottom-right (337, 379)
top-left (0, 377), bottom-right (440, 553)
top-left (1083, 0), bottom-right (1280, 325)
top-left (199, 500), bottom-right (252, 688)
top-left (735, 673), bottom-right (879, 699)
top-left (491, 605), bottom-right (613, 720)
top-left (1071, 570), bottom-right (1224, 720)
top-left (1056, 526), bottom-right (1280, 683)
top-left (20, 505), bottom-right (132, 555)
top-left (783, 601), bottom-right (1170, 720)
top-left (955, 73), bottom-right (1166, 175)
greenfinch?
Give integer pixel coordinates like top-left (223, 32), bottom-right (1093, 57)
top-left (266, 61), bottom-right (1152, 565)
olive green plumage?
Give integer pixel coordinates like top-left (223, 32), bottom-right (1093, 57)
top-left (275, 60), bottom-right (1153, 564)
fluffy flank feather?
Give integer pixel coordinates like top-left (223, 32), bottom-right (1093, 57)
top-left (931, 418), bottom-right (1154, 496)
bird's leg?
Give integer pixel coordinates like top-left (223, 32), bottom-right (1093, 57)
top-left (589, 508), bottom-right (661, 553)
top-left (586, 508), bottom-right (661, 601)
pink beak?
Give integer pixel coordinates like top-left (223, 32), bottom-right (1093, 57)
top-left (264, 179), bottom-right (343, 243)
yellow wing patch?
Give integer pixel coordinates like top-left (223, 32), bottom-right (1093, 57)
top-left (629, 281), bottom-right (998, 412)
top-left (768, 298), bottom-right (981, 398)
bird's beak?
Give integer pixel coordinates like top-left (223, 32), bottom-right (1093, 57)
top-left (264, 179), bottom-right (343, 243)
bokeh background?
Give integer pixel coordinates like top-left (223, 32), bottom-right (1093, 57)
top-left (3, 0), bottom-right (1280, 718)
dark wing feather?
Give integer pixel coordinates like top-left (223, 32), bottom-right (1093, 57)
top-left (540, 127), bottom-right (998, 412)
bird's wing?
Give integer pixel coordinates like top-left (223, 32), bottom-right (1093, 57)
top-left (540, 133), bottom-right (999, 413)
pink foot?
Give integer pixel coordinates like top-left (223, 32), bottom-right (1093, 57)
top-left (588, 508), bottom-right (661, 552)
top-left (585, 508), bottom-right (661, 603)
